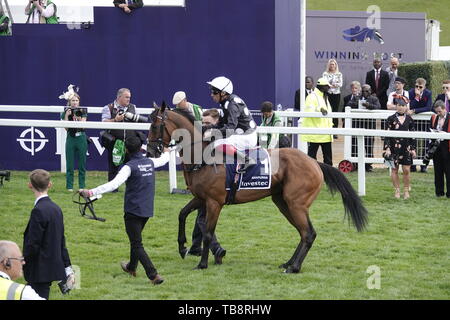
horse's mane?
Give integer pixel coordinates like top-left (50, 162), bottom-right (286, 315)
top-left (171, 108), bottom-right (196, 124)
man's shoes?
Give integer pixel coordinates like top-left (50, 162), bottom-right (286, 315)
top-left (420, 166), bottom-right (427, 173)
top-left (120, 261), bottom-right (136, 277)
top-left (410, 165), bottom-right (417, 172)
top-left (150, 274), bottom-right (164, 285)
top-left (214, 248), bottom-right (227, 265)
top-left (187, 247), bottom-right (202, 256)
top-left (365, 164), bottom-right (373, 172)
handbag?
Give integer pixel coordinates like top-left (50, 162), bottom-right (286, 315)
top-left (112, 139), bottom-right (125, 166)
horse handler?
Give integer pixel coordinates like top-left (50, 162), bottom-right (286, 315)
top-left (79, 136), bottom-right (170, 285)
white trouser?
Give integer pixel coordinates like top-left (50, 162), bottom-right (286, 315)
top-left (213, 130), bottom-right (258, 151)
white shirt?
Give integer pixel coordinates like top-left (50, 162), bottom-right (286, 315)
top-left (90, 152), bottom-right (170, 196)
top-left (0, 271), bottom-right (45, 300)
top-left (34, 194), bottom-right (48, 206)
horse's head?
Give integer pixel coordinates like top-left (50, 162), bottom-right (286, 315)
top-left (148, 101), bottom-right (171, 157)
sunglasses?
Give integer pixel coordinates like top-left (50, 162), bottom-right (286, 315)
top-left (443, 86), bottom-right (450, 90)
top-left (415, 85), bottom-right (424, 89)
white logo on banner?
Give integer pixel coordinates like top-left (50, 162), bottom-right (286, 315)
top-left (17, 127), bottom-right (49, 156)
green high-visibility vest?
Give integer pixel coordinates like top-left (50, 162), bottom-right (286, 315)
top-left (27, 0), bottom-right (59, 24)
top-left (0, 278), bottom-right (25, 300)
top-left (260, 112), bottom-right (283, 147)
top-left (0, 15), bottom-right (10, 36)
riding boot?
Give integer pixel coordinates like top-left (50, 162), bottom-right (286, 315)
top-left (235, 149), bottom-right (255, 174)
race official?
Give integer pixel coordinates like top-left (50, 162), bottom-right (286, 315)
top-left (0, 241), bottom-right (44, 300)
top-left (80, 136), bottom-right (170, 285)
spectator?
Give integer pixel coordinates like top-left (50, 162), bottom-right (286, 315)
top-left (429, 100), bottom-right (450, 198)
top-left (61, 92), bottom-right (88, 192)
top-left (80, 136), bottom-right (170, 285)
top-left (434, 80), bottom-right (450, 112)
top-left (101, 88), bottom-right (141, 189)
top-left (387, 77), bottom-right (409, 110)
top-left (386, 57), bottom-right (400, 97)
top-left (186, 109), bottom-right (227, 263)
top-left (301, 77), bottom-right (333, 166)
top-left (24, 169), bottom-right (74, 299)
top-left (294, 76), bottom-right (315, 110)
top-left (202, 108), bottom-right (220, 126)
top-left (0, 8), bottom-right (10, 36)
top-left (365, 58), bottom-right (390, 110)
top-left (114, 0), bottom-right (143, 14)
top-left (343, 80), bottom-right (361, 109)
top-left (0, 240), bottom-right (45, 300)
top-left (172, 91), bottom-right (203, 121)
top-left (259, 101), bottom-right (290, 149)
top-left (383, 97), bottom-right (416, 199)
top-left (25, 0), bottom-right (58, 24)
top-left (345, 83), bottom-right (380, 172)
top-left (408, 78), bottom-right (432, 173)
top-left (322, 59), bottom-right (343, 129)
top-left (206, 76), bottom-right (257, 173)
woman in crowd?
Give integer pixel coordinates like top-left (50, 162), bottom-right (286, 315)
top-left (61, 92), bottom-right (88, 191)
top-left (383, 97), bottom-right (416, 199)
top-left (322, 59), bottom-right (343, 131)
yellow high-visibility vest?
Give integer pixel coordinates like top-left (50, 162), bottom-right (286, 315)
top-left (301, 88), bottom-right (333, 143)
top-left (0, 277), bottom-right (25, 300)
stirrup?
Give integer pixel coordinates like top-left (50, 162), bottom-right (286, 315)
top-left (236, 163), bottom-right (249, 174)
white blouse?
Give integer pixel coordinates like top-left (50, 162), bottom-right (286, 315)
top-left (322, 72), bottom-right (343, 95)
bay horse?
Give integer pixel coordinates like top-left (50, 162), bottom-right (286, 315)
top-left (148, 104), bottom-right (368, 273)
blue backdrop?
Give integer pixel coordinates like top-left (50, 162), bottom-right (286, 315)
top-left (0, 0), bottom-right (300, 171)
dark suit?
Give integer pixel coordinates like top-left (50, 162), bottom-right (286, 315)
top-left (365, 69), bottom-right (390, 109)
top-left (23, 196), bottom-right (71, 299)
top-left (435, 94), bottom-right (450, 112)
top-left (294, 89), bottom-right (313, 110)
top-left (430, 113), bottom-right (450, 197)
top-left (344, 94), bottom-right (380, 166)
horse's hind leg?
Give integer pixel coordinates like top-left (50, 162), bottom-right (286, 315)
top-left (272, 193), bottom-right (300, 269)
top-left (178, 197), bottom-right (203, 259)
top-left (273, 193), bottom-right (317, 273)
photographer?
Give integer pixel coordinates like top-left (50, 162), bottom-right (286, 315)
top-left (0, 8), bottom-right (10, 36)
top-left (429, 100), bottom-right (450, 198)
top-left (61, 92), bottom-right (88, 192)
top-left (25, 0), bottom-right (58, 24)
top-left (101, 88), bottom-right (144, 188)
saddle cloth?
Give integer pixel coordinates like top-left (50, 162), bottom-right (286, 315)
top-left (225, 148), bottom-right (271, 191)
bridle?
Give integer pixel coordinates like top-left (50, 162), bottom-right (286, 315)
top-left (150, 108), bottom-right (174, 153)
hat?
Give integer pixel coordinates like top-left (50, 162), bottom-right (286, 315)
top-left (394, 77), bottom-right (406, 84)
top-left (316, 77), bottom-right (330, 86)
top-left (172, 91), bottom-right (186, 105)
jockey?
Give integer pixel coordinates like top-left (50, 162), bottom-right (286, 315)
top-left (205, 76), bottom-right (258, 173)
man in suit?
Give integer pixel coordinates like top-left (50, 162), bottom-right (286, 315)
top-left (408, 78), bottom-right (433, 173)
top-left (294, 76), bottom-right (314, 110)
top-left (24, 169), bottom-right (74, 299)
top-left (114, 0), bottom-right (143, 13)
top-left (434, 80), bottom-right (450, 112)
top-left (365, 58), bottom-right (390, 110)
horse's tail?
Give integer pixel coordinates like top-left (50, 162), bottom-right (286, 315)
top-left (318, 162), bottom-right (368, 232)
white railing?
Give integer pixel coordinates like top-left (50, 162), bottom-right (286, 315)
top-left (1, 105), bottom-right (450, 196)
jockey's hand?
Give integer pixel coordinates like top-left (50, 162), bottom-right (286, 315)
top-left (320, 108), bottom-right (328, 116)
top-left (79, 189), bottom-right (93, 198)
top-left (203, 129), bottom-right (212, 140)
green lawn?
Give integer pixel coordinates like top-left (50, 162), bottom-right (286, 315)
top-left (0, 169), bottom-right (449, 300)
top-left (308, 0), bottom-right (450, 46)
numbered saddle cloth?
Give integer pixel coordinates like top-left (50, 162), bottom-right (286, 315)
top-left (225, 148), bottom-right (272, 191)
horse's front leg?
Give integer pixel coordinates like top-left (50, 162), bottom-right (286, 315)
top-left (178, 197), bottom-right (203, 259)
top-left (196, 199), bottom-right (222, 270)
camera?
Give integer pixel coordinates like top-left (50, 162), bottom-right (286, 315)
top-left (0, 170), bottom-right (10, 186)
top-left (422, 139), bottom-right (441, 165)
top-left (123, 111), bottom-right (149, 123)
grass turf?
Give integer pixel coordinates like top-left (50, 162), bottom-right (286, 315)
top-left (0, 169), bottom-right (449, 300)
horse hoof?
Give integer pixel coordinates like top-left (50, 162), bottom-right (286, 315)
top-left (194, 264), bottom-right (208, 270)
top-left (179, 248), bottom-right (188, 259)
top-left (284, 266), bottom-right (300, 274)
top-left (279, 263), bottom-right (290, 269)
